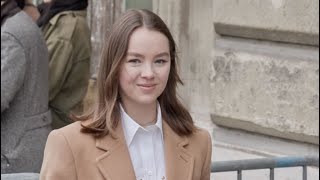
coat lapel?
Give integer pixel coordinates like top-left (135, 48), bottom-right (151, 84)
top-left (95, 121), bottom-right (136, 180)
top-left (163, 121), bottom-right (194, 180)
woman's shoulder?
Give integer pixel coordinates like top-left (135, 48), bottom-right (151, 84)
top-left (49, 121), bottom-right (94, 145)
top-left (191, 127), bottom-right (211, 141)
top-left (187, 127), bottom-right (212, 149)
top-left (55, 120), bottom-right (82, 132)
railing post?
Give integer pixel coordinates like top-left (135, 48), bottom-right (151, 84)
top-left (237, 170), bottom-right (242, 180)
top-left (270, 168), bottom-right (274, 180)
top-left (303, 166), bottom-right (307, 180)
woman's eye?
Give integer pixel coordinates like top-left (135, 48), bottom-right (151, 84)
top-left (155, 59), bottom-right (167, 64)
top-left (128, 59), bottom-right (141, 64)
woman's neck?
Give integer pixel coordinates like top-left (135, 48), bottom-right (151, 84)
top-left (121, 100), bottom-right (157, 127)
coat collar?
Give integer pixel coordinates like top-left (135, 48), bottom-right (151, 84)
top-left (95, 120), bottom-right (194, 180)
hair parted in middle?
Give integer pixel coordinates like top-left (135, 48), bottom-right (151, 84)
top-left (77, 9), bottom-right (196, 138)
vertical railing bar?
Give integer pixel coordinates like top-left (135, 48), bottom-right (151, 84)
top-left (237, 170), bottom-right (242, 180)
top-left (303, 166), bottom-right (307, 180)
top-left (270, 168), bottom-right (274, 180)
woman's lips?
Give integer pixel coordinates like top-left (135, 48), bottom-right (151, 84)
top-left (137, 84), bottom-right (156, 92)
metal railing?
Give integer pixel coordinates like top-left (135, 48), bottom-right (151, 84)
top-left (211, 156), bottom-right (319, 180)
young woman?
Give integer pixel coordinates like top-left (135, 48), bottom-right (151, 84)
top-left (40, 9), bottom-right (212, 180)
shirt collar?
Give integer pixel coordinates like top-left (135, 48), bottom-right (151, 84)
top-left (120, 102), bottom-right (164, 147)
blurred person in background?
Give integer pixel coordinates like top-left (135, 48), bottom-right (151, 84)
top-left (37, 0), bottom-right (91, 129)
top-left (1, 0), bottom-right (51, 173)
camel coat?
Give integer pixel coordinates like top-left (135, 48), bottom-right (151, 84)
top-left (40, 120), bottom-right (212, 180)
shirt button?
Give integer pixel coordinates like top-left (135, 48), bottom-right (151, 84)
top-left (147, 170), bottom-right (153, 176)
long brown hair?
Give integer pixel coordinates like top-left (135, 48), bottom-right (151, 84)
top-left (76, 9), bottom-right (196, 138)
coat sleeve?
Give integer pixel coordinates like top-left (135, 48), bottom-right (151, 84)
top-left (1, 33), bottom-right (26, 113)
top-left (47, 38), bottom-right (73, 101)
top-left (40, 130), bottom-right (77, 180)
top-left (200, 130), bottom-right (212, 180)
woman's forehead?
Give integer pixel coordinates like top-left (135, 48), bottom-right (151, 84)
top-left (126, 27), bottom-right (170, 55)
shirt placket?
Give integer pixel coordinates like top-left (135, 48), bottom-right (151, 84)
top-left (148, 129), bottom-right (157, 180)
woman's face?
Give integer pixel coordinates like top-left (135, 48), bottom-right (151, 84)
top-left (119, 27), bottom-right (171, 107)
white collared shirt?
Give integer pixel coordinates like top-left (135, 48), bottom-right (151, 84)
top-left (120, 103), bottom-right (166, 180)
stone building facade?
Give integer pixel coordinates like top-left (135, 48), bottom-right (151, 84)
top-left (152, 0), bottom-right (319, 145)
top-left (86, 0), bottom-right (319, 145)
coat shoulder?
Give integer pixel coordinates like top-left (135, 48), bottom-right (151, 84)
top-left (186, 127), bottom-right (212, 154)
top-left (53, 121), bottom-right (95, 147)
top-left (191, 127), bottom-right (211, 143)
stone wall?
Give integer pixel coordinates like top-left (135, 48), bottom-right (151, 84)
top-left (84, 0), bottom-right (319, 144)
top-left (154, 0), bottom-right (319, 144)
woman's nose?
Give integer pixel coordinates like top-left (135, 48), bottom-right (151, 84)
top-left (140, 63), bottom-right (155, 78)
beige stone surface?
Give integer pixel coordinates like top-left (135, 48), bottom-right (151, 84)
top-left (213, 0), bottom-right (319, 45)
top-left (154, 0), bottom-right (319, 144)
top-left (210, 37), bottom-right (319, 144)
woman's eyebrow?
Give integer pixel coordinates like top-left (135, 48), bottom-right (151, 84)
top-left (127, 52), bottom-right (144, 58)
top-left (155, 52), bottom-right (170, 58)
top-left (126, 52), bottom-right (169, 58)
